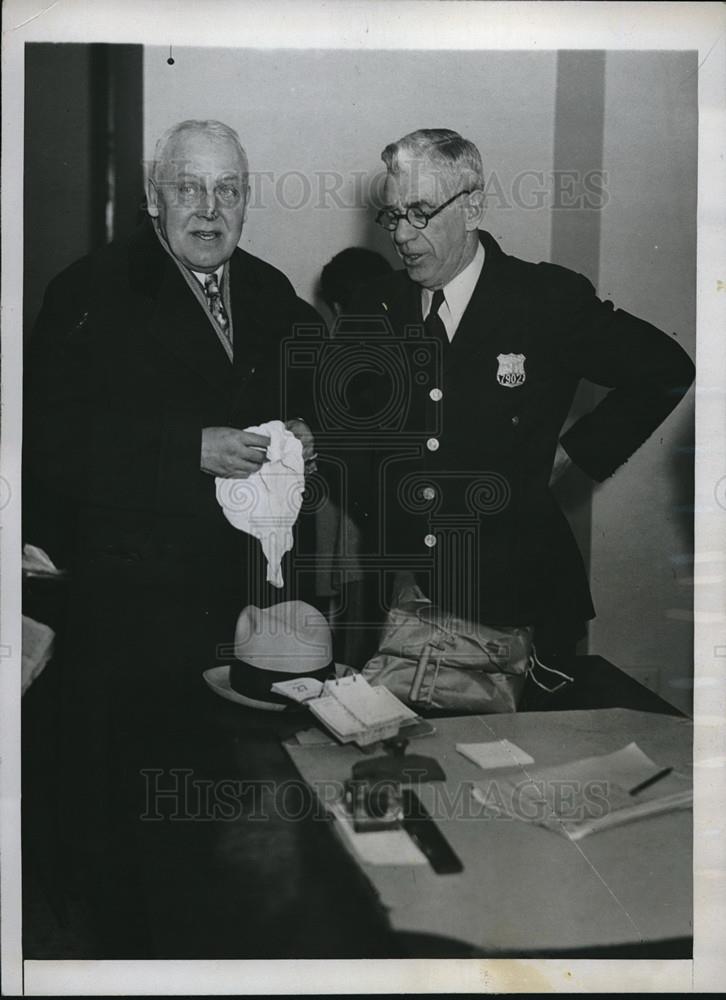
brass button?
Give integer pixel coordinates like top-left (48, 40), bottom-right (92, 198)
top-left (511, 415), bottom-right (519, 426)
top-left (429, 388), bottom-right (443, 402)
top-left (424, 534), bottom-right (437, 548)
top-left (426, 437), bottom-right (439, 452)
top-left (422, 486), bottom-right (436, 501)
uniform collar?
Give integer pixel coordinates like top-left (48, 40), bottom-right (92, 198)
top-left (421, 239), bottom-right (485, 332)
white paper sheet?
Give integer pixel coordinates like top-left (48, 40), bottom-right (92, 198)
top-left (456, 739), bottom-right (535, 770)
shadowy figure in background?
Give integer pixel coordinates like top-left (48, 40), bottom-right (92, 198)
top-left (320, 247), bottom-right (393, 317)
top-left (316, 248), bottom-right (393, 667)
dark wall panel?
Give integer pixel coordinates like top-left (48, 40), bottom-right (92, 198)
top-left (24, 44), bottom-right (94, 335)
top-left (23, 43), bottom-right (144, 336)
top-left (549, 51), bottom-right (607, 648)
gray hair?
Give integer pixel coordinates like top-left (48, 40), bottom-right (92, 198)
top-left (381, 128), bottom-right (484, 194)
top-left (150, 119), bottom-right (249, 184)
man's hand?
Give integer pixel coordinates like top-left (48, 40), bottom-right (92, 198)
top-left (285, 418), bottom-right (317, 473)
top-left (201, 427), bottom-right (270, 478)
top-left (549, 441), bottom-right (573, 487)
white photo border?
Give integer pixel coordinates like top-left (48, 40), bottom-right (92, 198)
top-left (2, 1), bottom-right (724, 994)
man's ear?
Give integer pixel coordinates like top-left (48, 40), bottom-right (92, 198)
top-left (146, 178), bottom-right (160, 218)
top-left (464, 189), bottom-right (486, 231)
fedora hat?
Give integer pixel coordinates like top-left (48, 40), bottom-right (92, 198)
top-left (203, 601), bottom-right (336, 711)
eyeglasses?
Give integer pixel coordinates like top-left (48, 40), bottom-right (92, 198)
top-left (375, 189), bottom-right (473, 231)
top-left (175, 179), bottom-right (243, 207)
top-left (152, 177), bottom-right (244, 208)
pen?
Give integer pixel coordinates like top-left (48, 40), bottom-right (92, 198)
top-left (629, 766), bottom-right (673, 796)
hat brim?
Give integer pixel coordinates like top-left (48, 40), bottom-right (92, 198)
top-left (202, 663), bottom-right (349, 711)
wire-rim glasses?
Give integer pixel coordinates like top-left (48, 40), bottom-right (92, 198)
top-left (375, 189), bottom-right (474, 231)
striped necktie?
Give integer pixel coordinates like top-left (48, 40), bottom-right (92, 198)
top-left (203, 272), bottom-right (230, 340)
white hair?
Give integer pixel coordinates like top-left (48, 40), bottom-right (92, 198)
top-left (150, 119), bottom-right (248, 183)
top-left (381, 128), bottom-right (484, 194)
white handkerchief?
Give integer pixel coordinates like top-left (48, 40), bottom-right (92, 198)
top-left (215, 420), bottom-right (304, 587)
top-left (456, 740), bottom-right (535, 771)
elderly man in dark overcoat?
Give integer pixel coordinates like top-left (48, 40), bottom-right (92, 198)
top-left (23, 119), bottom-right (318, 952)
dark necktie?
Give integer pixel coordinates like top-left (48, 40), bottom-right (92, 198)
top-left (424, 288), bottom-right (448, 349)
top-left (203, 272), bottom-right (231, 345)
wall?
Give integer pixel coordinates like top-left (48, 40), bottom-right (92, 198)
top-left (141, 48), bottom-right (696, 711)
top-left (548, 51), bottom-right (607, 602)
top-left (143, 48), bottom-right (557, 317)
top-left (590, 51), bottom-right (697, 714)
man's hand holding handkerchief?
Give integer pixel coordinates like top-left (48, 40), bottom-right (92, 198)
top-left (215, 420), bottom-right (305, 587)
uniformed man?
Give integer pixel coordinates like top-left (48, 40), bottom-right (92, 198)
top-left (347, 127), bottom-right (694, 663)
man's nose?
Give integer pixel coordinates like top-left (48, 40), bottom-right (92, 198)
top-left (393, 215), bottom-right (416, 245)
top-left (197, 186), bottom-right (218, 218)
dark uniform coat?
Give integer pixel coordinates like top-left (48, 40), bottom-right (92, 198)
top-left (347, 230), bottom-right (694, 638)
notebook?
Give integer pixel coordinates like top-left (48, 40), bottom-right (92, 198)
top-left (272, 673), bottom-right (418, 746)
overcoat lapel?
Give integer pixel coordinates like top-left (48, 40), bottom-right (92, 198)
top-left (128, 220), bottom-right (235, 392)
top-left (226, 250), bottom-right (285, 419)
top-left (227, 251), bottom-right (274, 372)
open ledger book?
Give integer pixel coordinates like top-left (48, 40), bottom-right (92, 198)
top-left (271, 673), bottom-right (418, 746)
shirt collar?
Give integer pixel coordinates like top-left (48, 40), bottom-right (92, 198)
top-left (422, 239), bottom-right (485, 331)
top-left (192, 265), bottom-right (224, 286)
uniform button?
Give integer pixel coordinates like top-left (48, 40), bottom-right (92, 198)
top-left (424, 534), bottom-right (437, 548)
top-left (426, 437), bottom-right (439, 452)
top-left (511, 415), bottom-right (520, 426)
top-left (429, 387), bottom-right (443, 402)
top-left (422, 486), bottom-right (436, 501)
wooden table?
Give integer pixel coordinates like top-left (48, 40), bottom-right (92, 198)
top-left (286, 707), bottom-right (692, 956)
top-left (22, 655), bottom-right (691, 959)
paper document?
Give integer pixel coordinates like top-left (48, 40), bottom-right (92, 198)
top-left (22, 543), bottom-right (65, 578)
top-left (271, 676), bottom-right (324, 703)
top-left (456, 740), bottom-right (535, 770)
top-left (21, 616), bottom-right (55, 694)
top-left (470, 741), bottom-right (692, 840)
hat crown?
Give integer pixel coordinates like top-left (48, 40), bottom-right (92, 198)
top-left (234, 601), bottom-right (331, 674)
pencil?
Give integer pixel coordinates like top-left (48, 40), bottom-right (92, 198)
top-left (629, 766), bottom-right (673, 796)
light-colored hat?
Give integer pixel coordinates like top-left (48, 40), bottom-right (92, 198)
top-left (202, 601), bottom-right (334, 711)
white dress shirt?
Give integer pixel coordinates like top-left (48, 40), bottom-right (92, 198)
top-left (192, 265), bottom-right (224, 286)
top-left (421, 240), bottom-right (485, 341)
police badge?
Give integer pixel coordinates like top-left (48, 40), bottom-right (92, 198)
top-left (496, 353), bottom-right (526, 388)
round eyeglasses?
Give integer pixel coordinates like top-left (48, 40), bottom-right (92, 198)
top-left (375, 189), bottom-right (473, 231)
